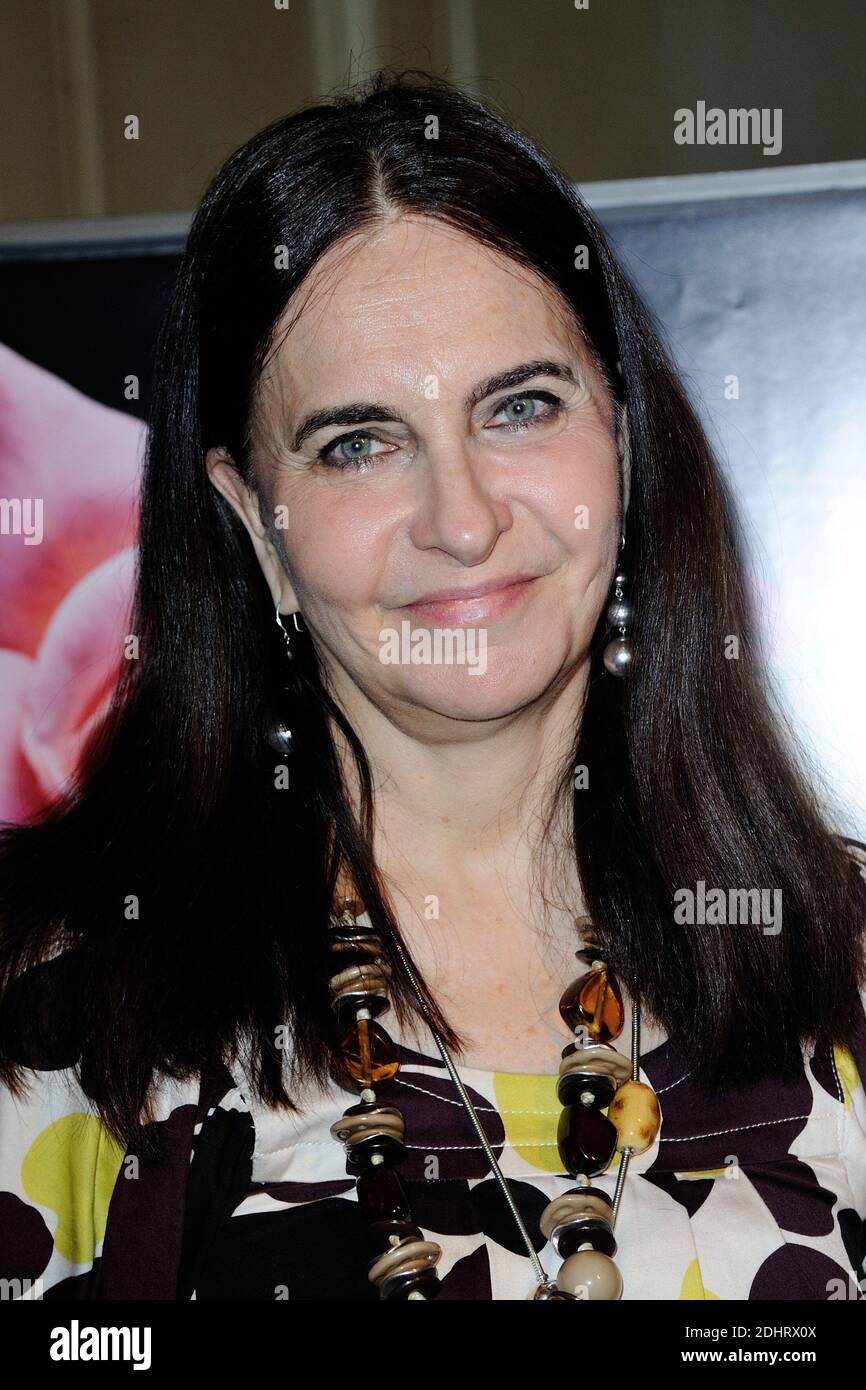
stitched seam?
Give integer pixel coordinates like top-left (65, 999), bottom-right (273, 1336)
top-left (250, 1065), bottom-right (698, 1155)
top-left (253, 1140), bottom-right (334, 1155)
top-left (393, 1077), bottom-right (501, 1112)
top-left (251, 1110), bottom-right (561, 1155)
top-left (251, 1096), bottom-right (836, 1154)
top-left (656, 1070), bottom-right (694, 1095)
top-left (404, 1140), bottom-right (556, 1151)
top-left (660, 1111), bottom-right (838, 1142)
top-left (827, 1044), bottom-right (845, 1105)
top-left (253, 1137), bottom-right (561, 1157)
top-left (395, 1073), bottom-right (692, 1108)
top-left (397, 1071), bottom-right (693, 1107)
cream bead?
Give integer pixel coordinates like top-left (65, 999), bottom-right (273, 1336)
top-left (540, 1191), bottom-right (612, 1242)
top-left (329, 1104), bottom-right (405, 1147)
top-left (555, 1250), bottom-right (623, 1300)
top-left (608, 1079), bottom-right (660, 1154)
top-left (559, 1043), bottom-right (631, 1087)
top-left (368, 1238), bottom-right (442, 1287)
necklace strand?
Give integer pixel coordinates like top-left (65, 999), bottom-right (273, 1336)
top-left (388, 927), bottom-right (550, 1287)
top-left (326, 896), bottom-right (660, 1300)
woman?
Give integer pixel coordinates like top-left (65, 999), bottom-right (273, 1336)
top-left (1, 69), bottom-right (865, 1303)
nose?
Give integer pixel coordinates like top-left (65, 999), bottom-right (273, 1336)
top-left (407, 437), bottom-right (513, 565)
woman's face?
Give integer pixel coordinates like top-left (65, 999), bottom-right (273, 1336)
top-left (208, 215), bottom-right (627, 730)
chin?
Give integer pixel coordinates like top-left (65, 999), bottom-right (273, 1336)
top-left (396, 648), bottom-right (565, 721)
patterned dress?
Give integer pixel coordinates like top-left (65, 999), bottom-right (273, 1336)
top-left (2, 843), bottom-right (866, 1301)
top-left (183, 986), bottom-right (866, 1301)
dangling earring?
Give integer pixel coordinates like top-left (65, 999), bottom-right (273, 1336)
top-left (602, 536), bottom-right (633, 677)
top-left (269, 602), bottom-right (304, 754)
top-left (274, 603), bottom-right (306, 661)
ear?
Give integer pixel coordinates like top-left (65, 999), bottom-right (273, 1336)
top-left (615, 403), bottom-right (631, 523)
top-left (206, 447), bottom-right (300, 613)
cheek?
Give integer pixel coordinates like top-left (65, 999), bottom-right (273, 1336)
top-left (525, 433), bottom-right (621, 555)
top-left (279, 485), bottom-right (392, 610)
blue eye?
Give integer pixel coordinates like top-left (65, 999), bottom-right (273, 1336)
top-left (315, 388), bottom-right (563, 471)
top-left (318, 431), bottom-right (389, 469)
top-left (491, 390), bottom-right (563, 431)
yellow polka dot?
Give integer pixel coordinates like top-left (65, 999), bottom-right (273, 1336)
top-left (833, 1044), bottom-right (859, 1110)
top-left (675, 1167), bottom-right (729, 1179)
top-left (21, 1113), bottom-right (126, 1264)
top-left (492, 1073), bottom-right (563, 1173)
top-left (680, 1257), bottom-right (720, 1300)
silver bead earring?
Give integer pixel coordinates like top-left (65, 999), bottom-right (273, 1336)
top-left (269, 602), bottom-right (306, 755)
top-left (602, 537), bottom-right (633, 677)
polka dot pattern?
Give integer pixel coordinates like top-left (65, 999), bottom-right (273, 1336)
top-left (0, 842), bottom-right (864, 1300)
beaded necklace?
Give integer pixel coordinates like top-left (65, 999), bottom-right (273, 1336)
top-left (326, 891), bottom-right (661, 1301)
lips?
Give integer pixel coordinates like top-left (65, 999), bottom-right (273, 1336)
top-left (408, 573), bottom-right (539, 605)
top-left (403, 575), bottom-right (540, 625)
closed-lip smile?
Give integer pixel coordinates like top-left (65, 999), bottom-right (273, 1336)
top-left (402, 572), bottom-right (542, 624)
top-left (408, 572), bottom-right (540, 605)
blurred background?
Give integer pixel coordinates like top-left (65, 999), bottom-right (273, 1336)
top-left (0, 0), bottom-right (864, 839)
top-left (2, 0), bottom-right (866, 217)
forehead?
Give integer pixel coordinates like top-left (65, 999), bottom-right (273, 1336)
top-left (258, 216), bottom-right (607, 410)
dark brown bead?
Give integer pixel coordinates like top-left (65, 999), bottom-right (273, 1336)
top-left (332, 917), bottom-right (378, 939)
top-left (356, 1164), bottom-right (411, 1225)
top-left (556, 1216), bottom-right (617, 1259)
top-left (329, 924), bottom-right (380, 945)
top-left (346, 1133), bottom-right (408, 1170)
top-left (379, 1266), bottom-right (441, 1300)
top-left (366, 1220), bottom-right (425, 1257)
top-left (575, 946), bottom-right (607, 968)
top-left (331, 1017), bottom-right (401, 1089)
top-left (556, 1071), bottom-right (617, 1109)
top-left (557, 1103), bottom-right (618, 1176)
top-left (332, 992), bottom-right (391, 1029)
top-left (564, 1182), bottom-right (613, 1210)
top-left (558, 966), bottom-right (625, 1042)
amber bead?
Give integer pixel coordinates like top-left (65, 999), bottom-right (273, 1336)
top-left (557, 1103), bottom-right (618, 1176)
top-left (332, 1017), bottom-right (401, 1089)
top-left (558, 967), bottom-right (625, 1042)
top-left (356, 1163), bottom-right (411, 1224)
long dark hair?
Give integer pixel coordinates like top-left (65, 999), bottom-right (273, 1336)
top-left (1, 69), bottom-right (864, 1152)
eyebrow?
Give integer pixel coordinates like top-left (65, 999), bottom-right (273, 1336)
top-left (288, 358), bottom-right (580, 452)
